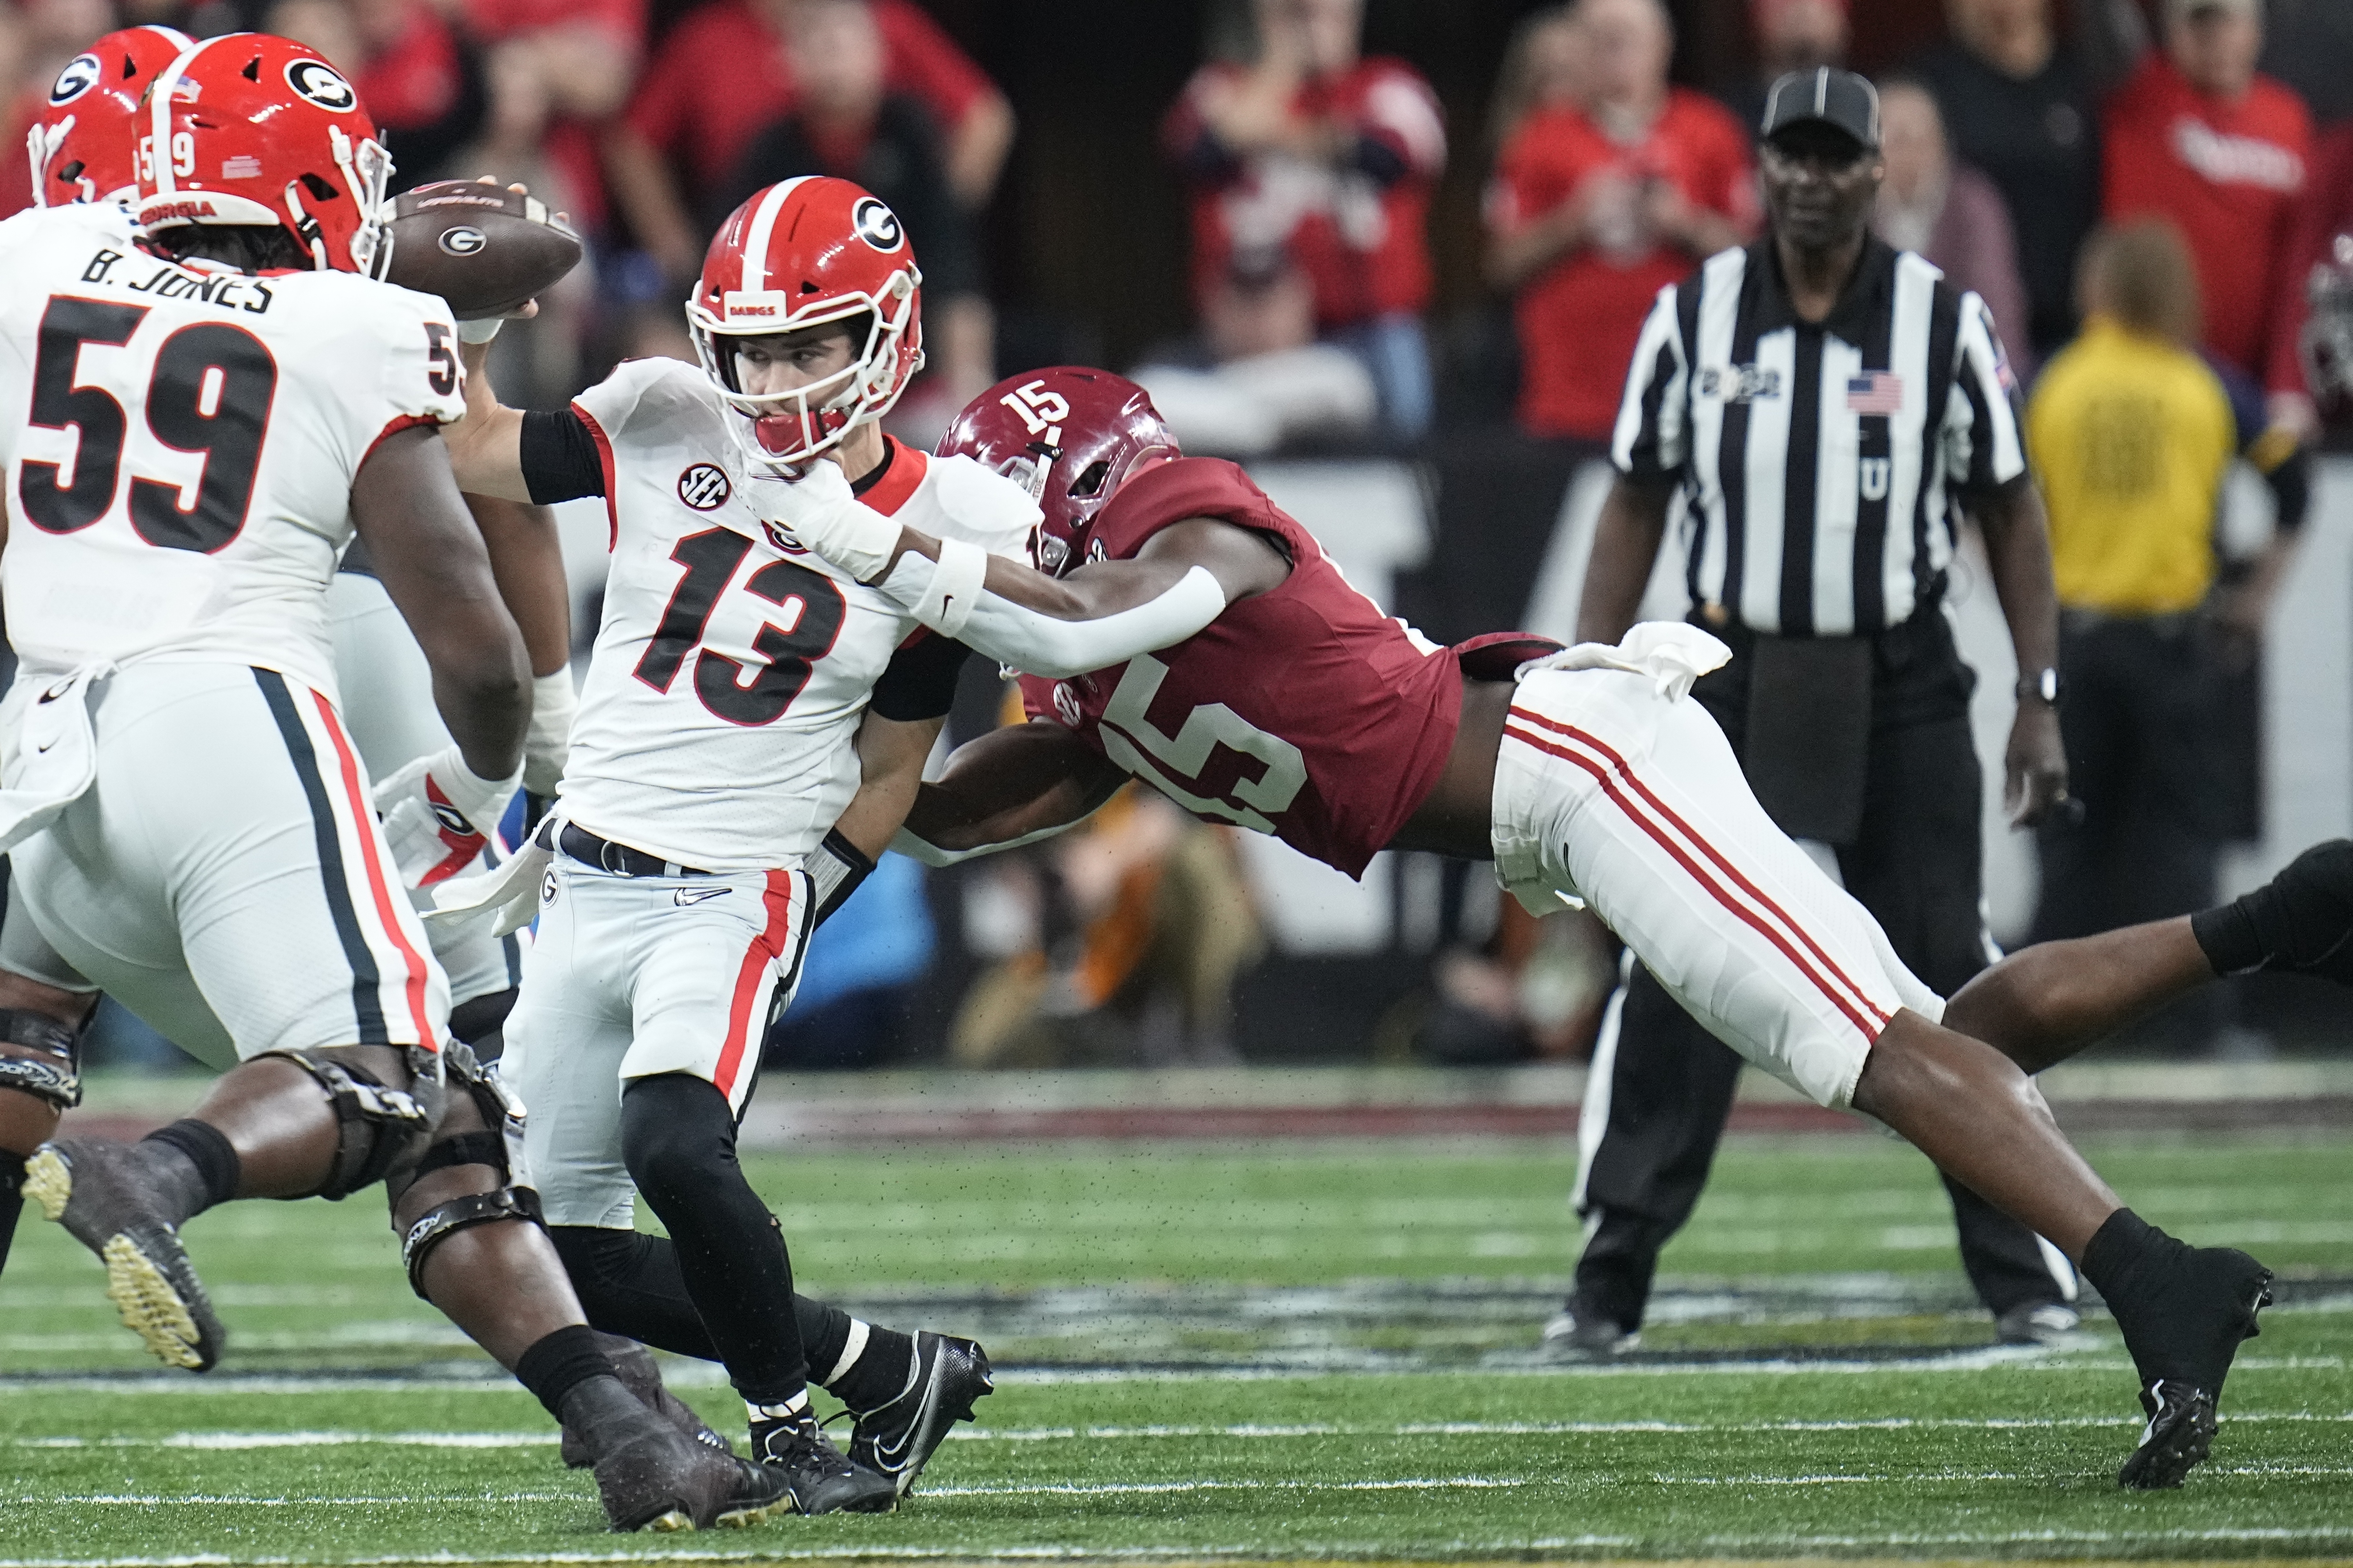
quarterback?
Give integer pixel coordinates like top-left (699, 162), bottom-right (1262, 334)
top-left (768, 367), bottom-right (2306, 1490)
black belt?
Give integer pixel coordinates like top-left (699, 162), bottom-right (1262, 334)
top-left (558, 822), bottom-right (713, 878)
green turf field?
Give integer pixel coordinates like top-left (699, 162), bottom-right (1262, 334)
top-left (2, 1130), bottom-right (2349, 1561)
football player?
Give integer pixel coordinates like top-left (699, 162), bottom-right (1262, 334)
top-left (0, 34), bottom-right (787, 1532)
top-left (768, 367), bottom-right (2300, 1490)
top-left (439, 175), bottom-right (1023, 1510)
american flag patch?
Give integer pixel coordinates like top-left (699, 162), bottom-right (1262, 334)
top-left (1846, 371), bottom-right (1904, 415)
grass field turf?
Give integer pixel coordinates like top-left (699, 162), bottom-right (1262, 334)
top-left (1, 1130), bottom-right (2349, 1561)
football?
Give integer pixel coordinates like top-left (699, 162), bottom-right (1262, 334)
top-left (382, 180), bottom-right (582, 321)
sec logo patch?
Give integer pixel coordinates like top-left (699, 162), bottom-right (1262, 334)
top-left (677, 463), bottom-right (731, 511)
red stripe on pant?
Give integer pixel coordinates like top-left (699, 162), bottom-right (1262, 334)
top-left (1510, 705), bottom-right (1892, 1029)
top-left (713, 870), bottom-right (798, 1100)
top-left (1501, 722), bottom-right (1888, 1042)
top-left (309, 691), bottom-right (439, 1049)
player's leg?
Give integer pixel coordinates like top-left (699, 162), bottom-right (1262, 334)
top-left (1946, 840), bottom-right (2353, 1072)
top-left (1551, 965), bottom-right (1743, 1353)
top-left (1493, 669), bottom-right (2268, 1486)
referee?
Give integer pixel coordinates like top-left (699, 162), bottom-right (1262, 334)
top-left (1551, 69), bottom-right (2078, 1355)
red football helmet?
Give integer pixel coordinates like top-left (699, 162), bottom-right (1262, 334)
top-left (27, 25), bottom-right (191, 208)
top-left (686, 176), bottom-right (924, 472)
top-left (135, 33), bottom-right (393, 276)
top-left (937, 368), bottom-right (1180, 577)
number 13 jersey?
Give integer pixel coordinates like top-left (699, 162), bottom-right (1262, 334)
top-left (1017, 457), bottom-right (1463, 880)
top-left (0, 203), bottom-right (465, 693)
top-left (556, 357), bottom-right (1036, 872)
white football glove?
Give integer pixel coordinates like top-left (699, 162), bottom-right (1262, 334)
top-left (523, 668), bottom-right (577, 798)
top-left (374, 745), bottom-right (522, 889)
top-left (763, 457), bottom-right (901, 583)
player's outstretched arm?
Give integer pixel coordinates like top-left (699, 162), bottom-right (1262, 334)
top-left (441, 334), bottom-right (533, 503)
top-left (354, 425), bottom-right (531, 782)
top-left (894, 721), bottom-right (1131, 865)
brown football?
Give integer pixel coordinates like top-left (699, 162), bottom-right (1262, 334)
top-left (383, 181), bottom-right (582, 321)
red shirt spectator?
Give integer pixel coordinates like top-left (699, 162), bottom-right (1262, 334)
top-left (1489, 92), bottom-right (1757, 441)
top-left (2103, 52), bottom-right (2311, 381)
top-left (625, 0), bottom-right (991, 192)
top-left (1162, 56), bottom-right (1446, 329)
top-left (465, 0), bottom-right (646, 44)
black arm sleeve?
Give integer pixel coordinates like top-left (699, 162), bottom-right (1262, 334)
top-left (2265, 445), bottom-right (2312, 535)
top-left (869, 632), bottom-right (973, 722)
top-left (519, 408), bottom-right (606, 505)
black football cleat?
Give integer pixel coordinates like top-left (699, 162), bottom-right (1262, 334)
top-left (560, 1333), bottom-right (732, 1469)
top-left (2105, 1241), bottom-right (2271, 1489)
top-left (22, 1140), bottom-right (224, 1372)
top-left (846, 1331), bottom-right (994, 1497)
top-left (751, 1411), bottom-right (897, 1515)
top-left (566, 1376), bottom-right (786, 1532)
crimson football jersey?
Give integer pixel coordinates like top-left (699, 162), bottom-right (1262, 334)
top-left (1018, 457), bottom-right (1461, 878)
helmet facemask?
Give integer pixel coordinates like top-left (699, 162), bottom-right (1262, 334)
top-left (686, 268), bottom-right (923, 475)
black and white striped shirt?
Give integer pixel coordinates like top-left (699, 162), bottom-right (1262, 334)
top-left (1612, 236), bottom-right (2027, 636)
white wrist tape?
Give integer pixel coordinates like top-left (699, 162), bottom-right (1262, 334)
top-left (889, 817), bottom-right (1085, 867)
top-left (523, 668), bottom-right (577, 797)
top-left (955, 564), bottom-right (1227, 679)
top-left (909, 537), bottom-right (989, 639)
top-left (772, 459), bottom-right (901, 582)
top-left (456, 317), bottom-right (504, 345)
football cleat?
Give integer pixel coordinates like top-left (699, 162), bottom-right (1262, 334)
top-left (568, 1376), bottom-right (787, 1532)
top-left (2104, 1241), bottom-right (2271, 1489)
top-left (845, 1331), bottom-right (994, 1496)
top-left (22, 1140), bottom-right (224, 1371)
top-left (559, 1333), bottom-right (732, 1469)
top-left (1540, 1306), bottom-right (1639, 1359)
top-left (751, 1411), bottom-right (896, 1515)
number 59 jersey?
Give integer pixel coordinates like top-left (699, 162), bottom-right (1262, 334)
top-left (0, 203), bottom-right (465, 693)
top-left (561, 357), bottom-right (1037, 873)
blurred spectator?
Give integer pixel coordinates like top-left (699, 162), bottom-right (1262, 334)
top-left (1873, 76), bottom-right (2035, 378)
top-left (951, 791), bottom-right (1262, 1069)
top-left (763, 853), bottom-right (935, 1070)
top-left (713, 0), bottom-right (991, 439)
top-left (265, 0), bottom-right (487, 190)
top-left (1164, 0), bottom-right (1446, 441)
top-left (1484, 0), bottom-right (1754, 448)
top-left (2026, 220), bottom-right (2310, 976)
top-left (2102, 0), bottom-right (2310, 403)
top-left (2280, 131), bottom-right (2353, 419)
top-left (1487, 4), bottom-right (1584, 152)
top-left (460, 0), bottom-right (640, 240)
top-left (1910, 0), bottom-right (2107, 363)
top-left (1129, 253), bottom-right (1378, 456)
top-left (1723, 0), bottom-right (1851, 134)
top-left (607, 0), bottom-right (1010, 283)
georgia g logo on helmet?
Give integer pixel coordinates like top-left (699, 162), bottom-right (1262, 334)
top-left (49, 52), bottom-right (101, 106)
top-left (851, 196), bottom-right (903, 252)
top-left (284, 58), bottom-right (357, 113)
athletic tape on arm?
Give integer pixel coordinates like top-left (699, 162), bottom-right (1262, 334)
top-left (876, 554), bottom-right (1227, 681)
top-left (889, 817), bottom-right (1087, 867)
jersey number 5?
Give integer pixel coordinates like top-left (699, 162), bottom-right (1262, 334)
top-left (18, 295), bottom-right (276, 553)
top-left (633, 526), bottom-right (846, 726)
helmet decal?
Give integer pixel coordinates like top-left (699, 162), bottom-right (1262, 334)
top-left (283, 58), bottom-right (356, 113)
top-left (851, 196), bottom-right (903, 252)
top-left (937, 368), bottom-right (1180, 577)
top-left (49, 53), bottom-right (102, 107)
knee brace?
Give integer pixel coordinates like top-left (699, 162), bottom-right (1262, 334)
top-left (257, 1045), bottom-right (439, 1201)
top-left (401, 1181), bottom-right (542, 1298)
top-left (0, 1009), bottom-right (84, 1111)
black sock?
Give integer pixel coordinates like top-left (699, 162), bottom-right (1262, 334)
top-left (2081, 1207), bottom-right (2162, 1303)
top-left (621, 1074), bottom-right (806, 1406)
top-left (0, 1154), bottom-right (24, 1279)
top-left (514, 1324), bottom-right (618, 1422)
top-left (140, 1120), bottom-right (242, 1224)
top-left (822, 1321), bottom-right (918, 1412)
top-left (2190, 903), bottom-right (2265, 977)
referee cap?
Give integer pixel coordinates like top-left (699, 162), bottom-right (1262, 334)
top-left (1760, 67), bottom-right (1881, 150)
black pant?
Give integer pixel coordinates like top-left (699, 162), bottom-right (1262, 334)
top-left (1571, 612), bottom-right (2072, 1330)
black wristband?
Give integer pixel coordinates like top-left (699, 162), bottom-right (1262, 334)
top-left (2190, 901), bottom-right (2266, 977)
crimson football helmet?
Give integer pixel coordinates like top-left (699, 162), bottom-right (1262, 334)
top-left (136, 33), bottom-right (393, 276)
top-left (2305, 232), bottom-right (2353, 406)
top-left (686, 175), bottom-right (924, 472)
top-left (937, 368), bottom-right (1179, 577)
top-left (27, 25), bottom-right (191, 208)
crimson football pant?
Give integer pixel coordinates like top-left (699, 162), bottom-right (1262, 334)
top-left (1569, 615), bottom-right (2077, 1331)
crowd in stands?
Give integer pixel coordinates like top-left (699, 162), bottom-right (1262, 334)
top-left (8, 0), bottom-right (2348, 1067)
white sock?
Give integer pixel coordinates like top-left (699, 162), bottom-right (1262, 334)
top-left (745, 1389), bottom-right (809, 1426)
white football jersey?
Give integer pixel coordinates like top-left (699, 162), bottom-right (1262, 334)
top-left (0, 203), bottom-right (465, 694)
top-left (561, 358), bottom-right (1038, 872)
